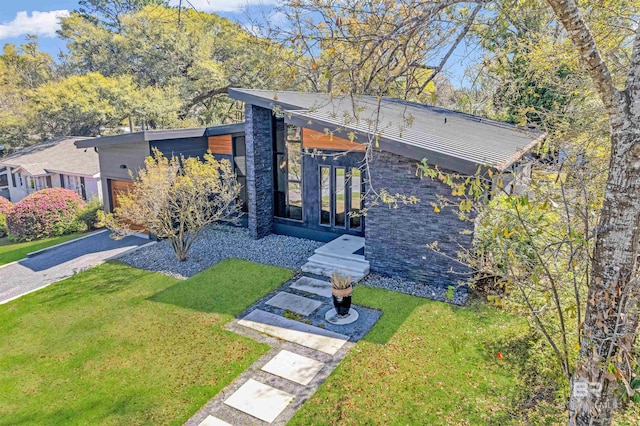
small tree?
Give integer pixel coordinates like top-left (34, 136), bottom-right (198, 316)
top-left (107, 149), bottom-right (241, 261)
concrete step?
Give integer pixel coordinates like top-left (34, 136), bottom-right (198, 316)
top-left (306, 253), bottom-right (370, 275)
top-left (301, 262), bottom-right (367, 282)
top-left (314, 234), bottom-right (366, 263)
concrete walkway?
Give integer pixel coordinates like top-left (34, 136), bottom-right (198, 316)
top-left (0, 231), bottom-right (150, 304)
top-left (186, 276), bottom-right (381, 426)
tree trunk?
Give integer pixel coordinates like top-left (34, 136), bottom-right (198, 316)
top-left (569, 98), bottom-right (640, 425)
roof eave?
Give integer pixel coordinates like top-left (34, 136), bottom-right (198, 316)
top-left (228, 88), bottom-right (303, 113)
top-left (75, 128), bottom-right (209, 149)
top-left (494, 132), bottom-right (547, 172)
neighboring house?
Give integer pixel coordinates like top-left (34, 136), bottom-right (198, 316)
top-left (79, 89), bottom-right (544, 287)
top-left (0, 137), bottom-right (101, 203)
top-left (74, 124), bottom-right (246, 216)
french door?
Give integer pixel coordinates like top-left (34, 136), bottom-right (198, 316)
top-left (318, 165), bottom-right (364, 233)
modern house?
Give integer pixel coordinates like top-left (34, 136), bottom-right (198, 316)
top-left (0, 137), bottom-right (101, 203)
top-left (78, 89), bottom-right (543, 287)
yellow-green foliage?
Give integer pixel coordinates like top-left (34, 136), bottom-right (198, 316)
top-left (107, 149), bottom-right (241, 261)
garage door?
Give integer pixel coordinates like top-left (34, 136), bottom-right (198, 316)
top-left (109, 179), bottom-right (147, 233)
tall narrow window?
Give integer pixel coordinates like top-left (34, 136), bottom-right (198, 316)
top-left (320, 166), bottom-right (330, 225)
top-left (334, 167), bottom-right (346, 227)
top-left (273, 119), bottom-right (303, 221)
top-left (233, 135), bottom-right (248, 212)
top-left (349, 168), bottom-right (362, 229)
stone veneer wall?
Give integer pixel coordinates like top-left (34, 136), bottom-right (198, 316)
top-left (245, 104), bottom-right (274, 239)
top-left (365, 150), bottom-right (474, 287)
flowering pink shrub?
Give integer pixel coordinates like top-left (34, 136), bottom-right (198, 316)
top-left (0, 196), bottom-right (13, 238)
top-left (6, 188), bottom-right (85, 241)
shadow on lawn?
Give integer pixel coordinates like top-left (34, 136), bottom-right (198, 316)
top-left (148, 259), bottom-right (294, 318)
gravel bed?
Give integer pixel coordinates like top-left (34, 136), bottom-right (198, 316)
top-left (119, 225), bottom-right (323, 279)
top-left (362, 274), bottom-right (469, 305)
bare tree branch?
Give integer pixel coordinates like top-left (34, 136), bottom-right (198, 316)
top-left (417, 2), bottom-right (484, 95)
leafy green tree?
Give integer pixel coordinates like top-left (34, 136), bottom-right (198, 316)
top-left (0, 39), bottom-right (54, 151)
top-left (31, 72), bottom-right (139, 137)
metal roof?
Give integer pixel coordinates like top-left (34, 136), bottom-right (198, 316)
top-left (229, 88), bottom-right (545, 174)
top-left (0, 137), bottom-right (99, 177)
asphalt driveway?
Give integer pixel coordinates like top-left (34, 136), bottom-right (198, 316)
top-left (0, 231), bottom-right (150, 304)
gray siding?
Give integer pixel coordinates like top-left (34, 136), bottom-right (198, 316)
top-left (98, 141), bottom-right (150, 212)
top-left (365, 150), bottom-right (474, 287)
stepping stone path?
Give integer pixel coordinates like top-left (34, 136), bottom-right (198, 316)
top-left (185, 275), bottom-right (379, 426)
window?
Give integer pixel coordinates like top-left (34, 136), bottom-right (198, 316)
top-left (273, 119), bottom-right (303, 221)
top-left (18, 173), bottom-right (23, 186)
top-left (0, 173), bottom-right (7, 187)
top-left (233, 135), bottom-right (248, 212)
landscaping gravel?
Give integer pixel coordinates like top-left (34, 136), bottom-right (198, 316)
top-left (362, 273), bottom-right (469, 305)
top-left (119, 225), bottom-right (323, 279)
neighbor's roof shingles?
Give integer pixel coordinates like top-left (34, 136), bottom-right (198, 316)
top-left (229, 88), bottom-right (545, 174)
top-left (0, 137), bottom-right (99, 176)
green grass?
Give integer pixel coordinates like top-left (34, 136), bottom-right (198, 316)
top-left (0, 232), bottom-right (92, 265)
top-left (289, 286), bottom-right (528, 425)
top-left (0, 259), bottom-right (292, 425)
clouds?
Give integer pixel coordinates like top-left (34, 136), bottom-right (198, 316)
top-left (168, 0), bottom-right (278, 13)
top-left (0, 10), bottom-right (70, 40)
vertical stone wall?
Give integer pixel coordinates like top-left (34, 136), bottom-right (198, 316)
top-left (245, 104), bottom-right (274, 239)
top-left (365, 150), bottom-right (474, 287)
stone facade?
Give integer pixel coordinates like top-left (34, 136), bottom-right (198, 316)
top-left (245, 104), bottom-right (274, 239)
top-left (365, 150), bottom-right (474, 287)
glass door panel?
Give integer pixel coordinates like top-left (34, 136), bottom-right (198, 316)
top-left (334, 167), bottom-right (346, 227)
top-left (320, 166), bottom-right (331, 225)
top-left (349, 168), bottom-right (362, 229)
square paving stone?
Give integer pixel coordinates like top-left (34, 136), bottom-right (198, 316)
top-left (224, 379), bottom-right (294, 424)
top-left (198, 415), bottom-right (233, 426)
top-left (290, 276), bottom-right (332, 298)
top-left (238, 309), bottom-right (349, 355)
top-left (266, 292), bottom-right (323, 316)
top-left (261, 350), bottom-right (325, 386)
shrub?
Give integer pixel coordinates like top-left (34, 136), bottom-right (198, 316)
top-left (0, 196), bottom-right (13, 238)
top-left (6, 188), bottom-right (85, 241)
top-left (76, 196), bottom-right (104, 230)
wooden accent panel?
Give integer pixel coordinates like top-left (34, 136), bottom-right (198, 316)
top-left (110, 179), bottom-right (147, 233)
top-left (208, 134), bottom-right (233, 155)
top-left (302, 128), bottom-right (366, 152)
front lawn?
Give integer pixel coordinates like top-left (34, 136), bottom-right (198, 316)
top-left (0, 259), bottom-right (292, 425)
top-left (0, 232), bottom-right (92, 266)
top-left (290, 286), bottom-right (528, 425)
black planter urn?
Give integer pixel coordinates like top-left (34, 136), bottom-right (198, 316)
top-left (332, 287), bottom-right (353, 316)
